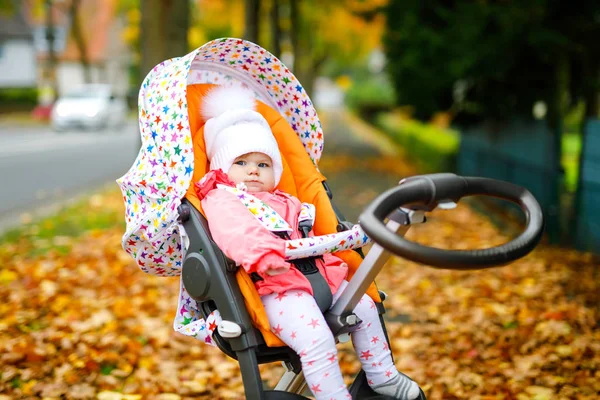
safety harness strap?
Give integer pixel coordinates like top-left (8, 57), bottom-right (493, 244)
top-left (219, 184), bottom-right (333, 312)
top-left (296, 258), bottom-right (334, 313)
top-left (250, 234), bottom-right (333, 313)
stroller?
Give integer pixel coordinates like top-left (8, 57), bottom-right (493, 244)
top-left (118, 38), bottom-right (545, 399)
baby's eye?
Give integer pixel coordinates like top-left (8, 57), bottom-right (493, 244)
top-left (258, 162), bottom-right (270, 168)
top-left (235, 160), bottom-right (246, 166)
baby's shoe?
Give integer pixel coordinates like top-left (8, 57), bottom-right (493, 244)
top-left (370, 372), bottom-right (421, 400)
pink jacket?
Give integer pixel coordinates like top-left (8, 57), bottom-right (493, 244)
top-left (196, 170), bottom-right (348, 297)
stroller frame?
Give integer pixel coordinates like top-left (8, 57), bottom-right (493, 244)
top-left (122, 37), bottom-right (544, 400)
top-left (179, 183), bottom-right (426, 399)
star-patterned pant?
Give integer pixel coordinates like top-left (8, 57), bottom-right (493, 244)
top-left (261, 281), bottom-right (400, 400)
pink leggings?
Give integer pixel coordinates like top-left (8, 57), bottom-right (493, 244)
top-left (261, 281), bottom-right (399, 400)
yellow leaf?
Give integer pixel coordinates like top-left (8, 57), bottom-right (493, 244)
top-left (155, 395), bottom-right (181, 400)
top-left (182, 380), bottom-right (207, 394)
top-left (97, 392), bottom-right (142, 400)
top-left (418, 279), bottom-right (432, 290)
top-left (0, 269), bottom-right (17, 284)
top-left (21, 379), bottom-right (37, 395)
top-left (555, 345), bottom-right (573, 357)
top-left (40, 279), bottom-right (58, 298)
top-left (51, 294), bottom-right (71, 313)
top-left (524, 386), bottom-right (554, 400)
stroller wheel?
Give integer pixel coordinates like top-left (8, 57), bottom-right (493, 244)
top-left (263, 390), bottom-right (309, 399)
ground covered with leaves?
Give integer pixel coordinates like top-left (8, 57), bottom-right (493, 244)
top-left (2, 108), bottom-right (600, 399)
top-left (0, 185), bottom-right (598, 400)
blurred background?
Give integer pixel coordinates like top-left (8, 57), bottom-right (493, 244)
top-left (1, 0), bottom-right (598, 251)
top-left (0, 1), bottom-right (599, 399)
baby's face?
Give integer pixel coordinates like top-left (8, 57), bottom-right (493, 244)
top-left (228, 152), bottom-right (276, 193)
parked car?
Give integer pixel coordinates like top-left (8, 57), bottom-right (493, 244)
top-left (51, 84), bottom-right (127, 131)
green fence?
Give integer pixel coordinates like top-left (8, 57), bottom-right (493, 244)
top-left (457, 120), bottom-right (562, 242)
top-left (574, 118), bottom-right (600, 251)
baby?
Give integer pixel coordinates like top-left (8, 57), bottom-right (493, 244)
top-left (195, 86), bottom-right (421, 400)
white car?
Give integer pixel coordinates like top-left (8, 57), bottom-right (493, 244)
top-left (51, 84), bottom-right (128, 131)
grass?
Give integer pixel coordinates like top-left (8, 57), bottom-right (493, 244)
top-left (0, 111), bottom-right (49, 126)
top-left (375, 111), bottom-right (583, 193)
top-left (0, 186), bottom-right (125, 257)
top-left (374, 112), bottom-right (460, 173)
top-left (561, 132), bottom-right (581, 193)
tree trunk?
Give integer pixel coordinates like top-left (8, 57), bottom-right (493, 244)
top-left (140, 0), bottom-right (189, 86)
top-left (164, 0), bottom-right (189, 58)
top-left (547, 52), bottom-right (569, 244)
top-left (270, 0), bottom-right (281, 58)
top-left (138, 0), bottom-right (189, 148)
top-left (245, 0), bottom-right (260, 44)
top-left (289, 0), bottom-right (311, 94)
top-left (44, 0), bottom-right (58, 102)
top-left (288, 0), bottom-right (326, 98)
top-left (584, 64), bottom-right (600, 118)
top-left (289, 0), bottom-right (299, 73)
top-left (304, 54), bottom-right (327, 100)
top-left (69, 0), bottom-right (91, 83)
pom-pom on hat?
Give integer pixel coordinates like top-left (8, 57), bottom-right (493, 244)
top-left (202, 85), bottom-right (283, 186)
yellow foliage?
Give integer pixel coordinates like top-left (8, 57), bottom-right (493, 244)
top-left (336, 75), bottom-right (353, 90)
top-left (119, 0), bottom-right (386, 69)
top-left (127, 8), bottom-right (141, 24)
top-left (188, 27), bottom-right (206, 50)
top-left (0, 269), bottom-right (17, 284)
top-left (193, 0), bottom-right (244, 41)
top-left (319, 8), bottom-right (385, 60)
top-left (287, 0), bottom-right (387, 67)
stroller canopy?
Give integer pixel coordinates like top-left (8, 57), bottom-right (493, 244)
top-left (189, 38), bottom-right (324, 164)
top-left (119, 38), bottom-right (326, 277)
top-left (118, 38), bottom-right (379, 347)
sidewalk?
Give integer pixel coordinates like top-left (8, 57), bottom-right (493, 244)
top-left (319, 108), bottom-right (600, 399)
top-left (318, 109), bottom-right (418, 222)
top-left (0, 106), bottom-right (598, 400)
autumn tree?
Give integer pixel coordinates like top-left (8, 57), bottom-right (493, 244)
top-left (245, 0), bottom-right (260, 44)
top-left (69, 0), bottom-right (90, 83)
top-left (139, 0), bottom-right (190, 83)
top-left (269, 0), bottom-right (281, 58)
top-left (289, 0), bottom-right (387, 97)
top-left (0, 0), bottom-right (16, 14)
top-left (119, 0), bottom-right (248, 64)
top-left (118, 0), bottom-right (386, 97)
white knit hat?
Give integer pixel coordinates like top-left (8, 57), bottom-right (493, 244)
top-left (202, 85), bottom-right (283, 186)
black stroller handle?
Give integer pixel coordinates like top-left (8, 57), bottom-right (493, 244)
top-left (358, 173), bottom-right (545, 269)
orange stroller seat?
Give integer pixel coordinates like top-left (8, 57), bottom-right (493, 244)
top-left (183, 82), bottom-right (380, 347)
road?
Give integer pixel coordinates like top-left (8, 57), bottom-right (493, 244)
top-left (0, 78), bottom-right (394, 233)
top-left (0, 122), bottom-right (140, 233)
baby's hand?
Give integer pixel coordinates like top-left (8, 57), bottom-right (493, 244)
top-left (265, 265), bottom-right (290, 276)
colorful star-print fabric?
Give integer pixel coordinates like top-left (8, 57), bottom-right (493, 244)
top-left (117, 52), bottom-right (197, 277)
top-left (216, 184), bottom-right (294, 233)
top-left (216, 184), bottom-right (372, 260)
top-left (117, 37), bottom-right (327, 278)
top-left (284, 224), bottom-right (371, 261)
top-left (173, 279), bottom-right (219, 346)
top-left (188, 38), bottom-right (325, 165)
top-left (299, 202), bottom-right (316, 226)
top-left (117, 37), bottom-right (370, 346)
